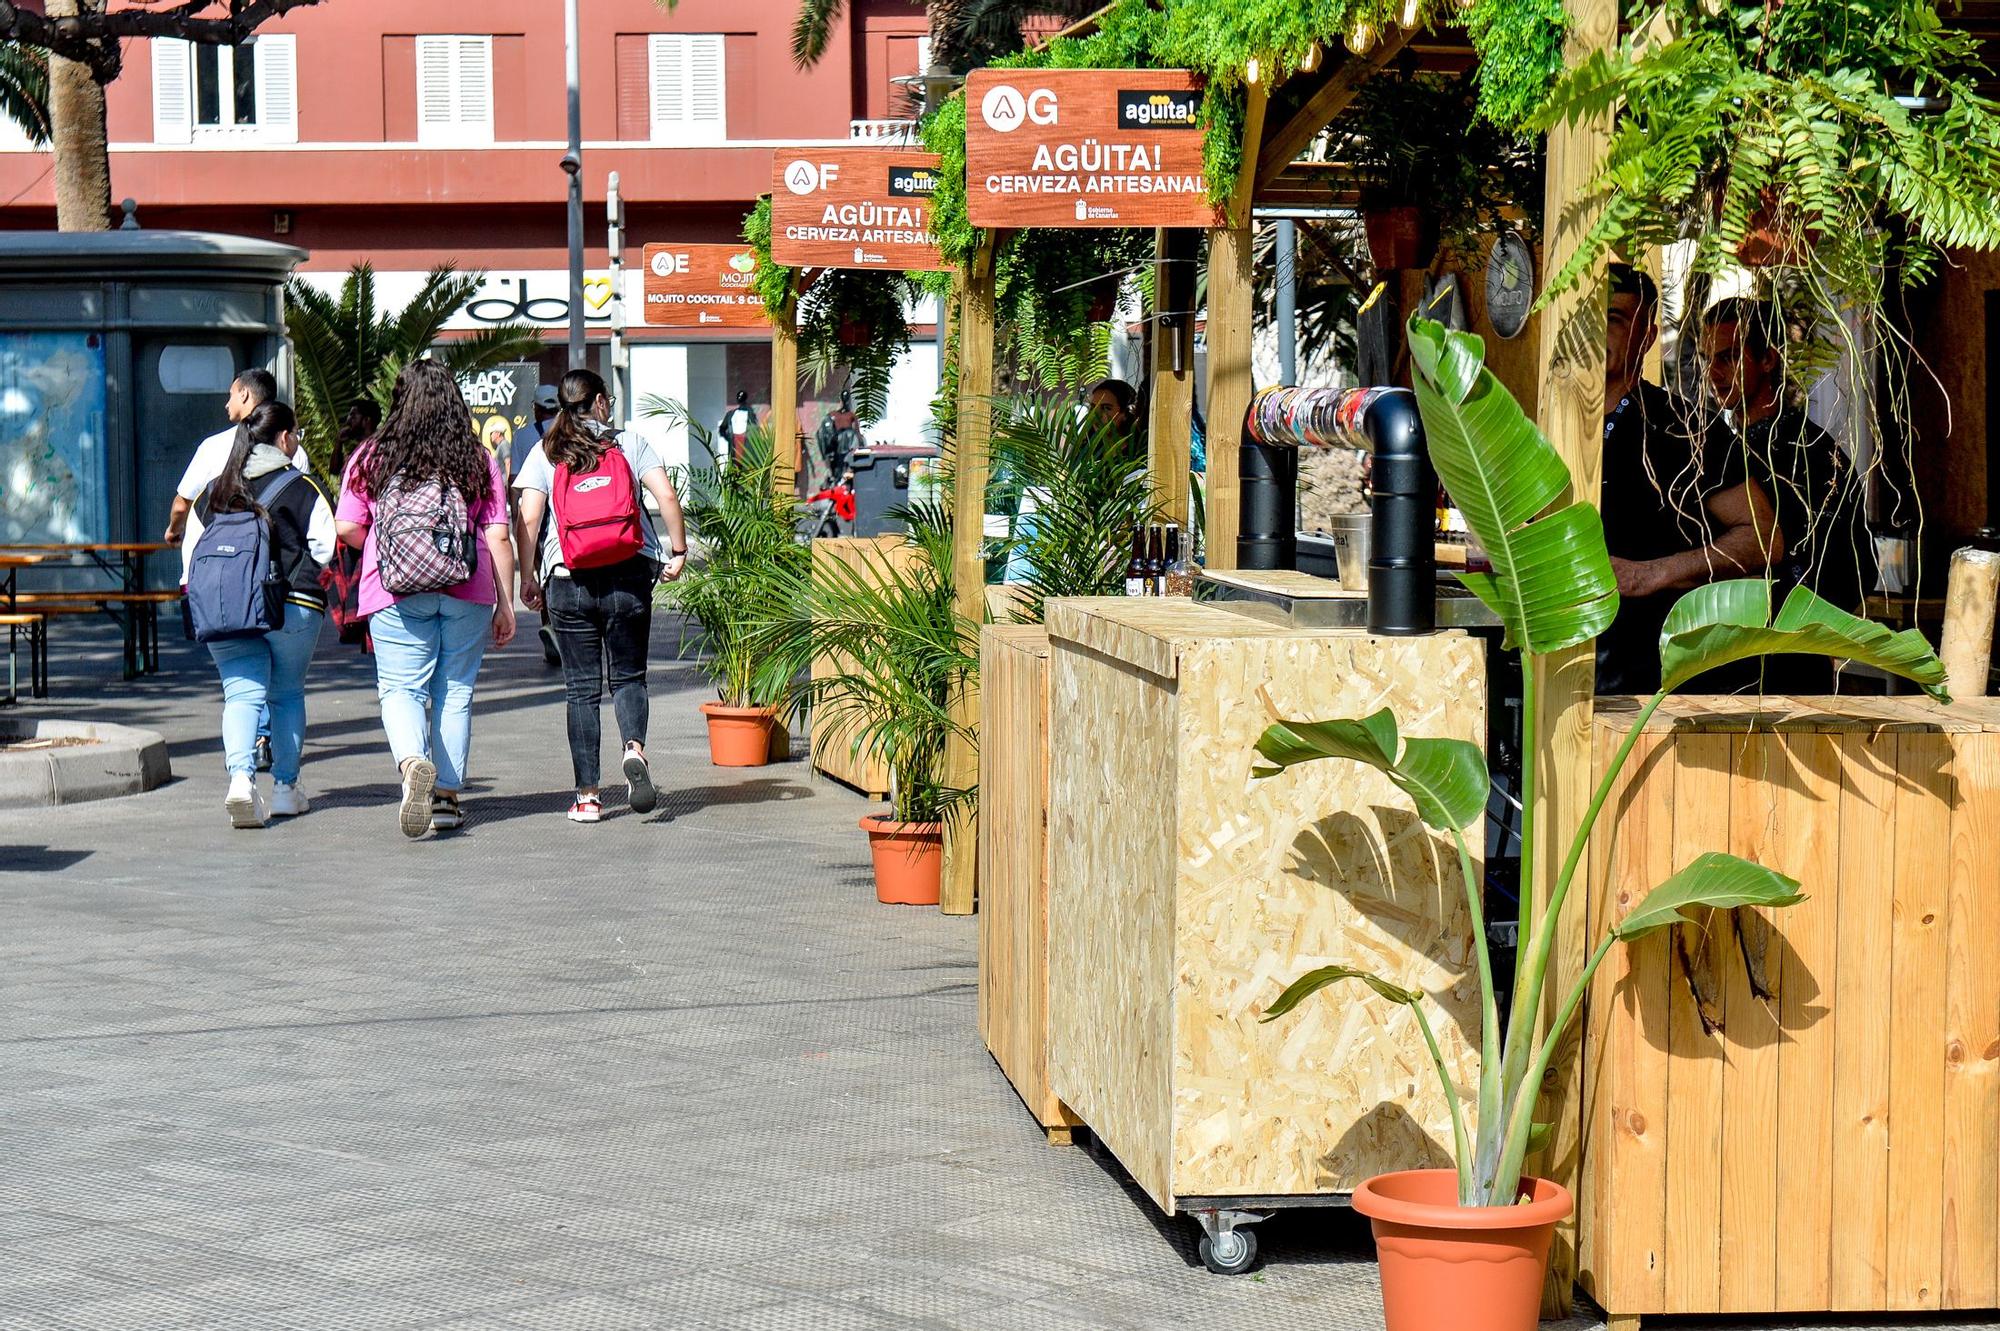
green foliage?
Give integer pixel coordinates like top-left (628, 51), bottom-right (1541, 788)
top-left (0, 42), bottom-right (50, 147)
top-left (1254, 317), bottom-right (1946, 1208)
top-left (754, 502), bottom-right (979, 825)
top-left (284, 263), bottom-right (543, 476)
top-left (1461, 0), bottom-right (1567, 133)
top-left (987, 400), bottom-right (1162, 621)
top-left (741, 197), bottom-right (919, 425)
top-left (1659, 578), bottom-right (1951, 700)
top-left (651, 404), bottom-right (811, 711)
top-left (1406, 316), bottom-right (1618, 654)
top-left (1535, 0), bottom-right (2000, 308)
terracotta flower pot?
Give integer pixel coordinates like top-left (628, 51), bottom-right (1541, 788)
top-left (1352, 1169), bottom-right (1573, 1331)
top-left (699, 702), bottom-right (778, 767)
top-left (859, 814), bottom-right (942, 905)
top-left (1363, 205), bottom-right (1436, 271)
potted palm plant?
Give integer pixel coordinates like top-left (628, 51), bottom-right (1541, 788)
top-left (654, 407), bottom-right (809, 767)
top-left (1253, 316), bottom-right (1948, 1331)
top-left (758, 499), bottom-right (977, 904)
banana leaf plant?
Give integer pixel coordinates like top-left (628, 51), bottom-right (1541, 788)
top-left (1258, 315), bottom-right (1949, 1208)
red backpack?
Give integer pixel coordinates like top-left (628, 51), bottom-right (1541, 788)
top-left (552, 442), bottom-right (645, 570)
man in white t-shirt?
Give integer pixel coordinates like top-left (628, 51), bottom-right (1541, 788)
top-left (162, 367), bottom-right (297, 554)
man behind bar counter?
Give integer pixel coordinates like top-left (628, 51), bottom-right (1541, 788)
top-left (1595, 264), bottom-right (1783, 693)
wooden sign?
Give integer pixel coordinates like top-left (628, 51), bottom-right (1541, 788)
top-left (963, 68), bottom-right (1215, 229)
top-left (770, 149), bottom-right (951, 272)
top-left (640, 243), bottom-right (765, 328)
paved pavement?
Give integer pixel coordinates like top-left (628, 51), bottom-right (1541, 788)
top-left (2, 617), bottom-right (1993, 1330)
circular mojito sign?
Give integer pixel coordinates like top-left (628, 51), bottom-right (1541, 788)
top-left (1485, 230), bottom-right (1534, 340)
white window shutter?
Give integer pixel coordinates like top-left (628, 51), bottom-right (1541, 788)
top-left (152, 38), bottom-right (193, 144)
top-left (649, 34), bottom-right (724, 144)
top-left (255, 35), bottom-right (298, 143)
top-left (456, 36), bottom-right (492, 135)
top-left (416, 35), bottom-right (453, 141)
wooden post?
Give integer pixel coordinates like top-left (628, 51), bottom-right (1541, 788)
top-left (1942, 547), bottom-right (2000, 700)
top-left (1530, 0), bottom-right (1618, 1314)
top-left (1202, 86), bottom-right (1267, 571)
top-left (941, 237), bottom-right (999, 917)
top-left (1148, 228), bottom-right (1196, 528)
top-left (770, 278), bottom-right (802, 501)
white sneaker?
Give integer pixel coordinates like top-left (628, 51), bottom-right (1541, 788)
top-left (398, 759), bottom-right (438, 839)
top-left (269, 782), bottom-right (309, 818)
top-left (225, 773), bottom-right (267, 829)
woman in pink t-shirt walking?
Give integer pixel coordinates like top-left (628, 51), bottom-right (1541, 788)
top-left (335, 360), bottom-right (518, 837)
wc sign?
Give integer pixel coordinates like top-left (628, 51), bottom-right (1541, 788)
top-left (964, 68), bottom-right (1214, 229)
top-left (767, 147), bottom-right (950, 272)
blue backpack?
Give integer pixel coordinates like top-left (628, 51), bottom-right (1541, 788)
top-left (187, 470), bottom-right (303, 643)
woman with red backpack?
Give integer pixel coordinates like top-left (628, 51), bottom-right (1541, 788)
top-left (513, 369), bottom-right (687, 823)
top-left (334, 359), bottom-right (518, 838)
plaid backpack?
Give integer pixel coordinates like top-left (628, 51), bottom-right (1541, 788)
top-left (375, 472), bottom-right (478, 596)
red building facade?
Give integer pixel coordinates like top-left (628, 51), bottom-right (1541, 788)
top-left (0, 0), bottom-right (940, 461)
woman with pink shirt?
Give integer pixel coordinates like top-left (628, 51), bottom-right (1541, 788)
top-left (335, 360), bottom-right (518, 837)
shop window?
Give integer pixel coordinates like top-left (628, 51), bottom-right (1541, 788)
top-left (416, 35), bottom-right (493, 146)
top-left (153, 36), bottom-right (297, 145)
top-left (649, 34), bottom-right (724, 145)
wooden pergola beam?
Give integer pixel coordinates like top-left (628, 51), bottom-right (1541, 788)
top-left (1253, 29), bottom-right (1413, 192)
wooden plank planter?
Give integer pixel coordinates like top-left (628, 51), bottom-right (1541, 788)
top-left (1044, 596), bottom-right (1487, 1211)
top-left (1579, 695), bottom-right (2000, 1325)
top-left (977, 623), bottom-right (1083, 1141)
top-left (808, 535), bottom-right (923, 799)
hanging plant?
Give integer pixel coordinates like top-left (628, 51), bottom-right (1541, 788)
top-left (1533, 0), bottom-right (2000, 309)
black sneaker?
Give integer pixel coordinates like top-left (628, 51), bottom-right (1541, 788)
top-left (539, 624), bottom-right (561, 667)
top-left (254, 735), bottom-right (273, 772)
top-left (623, 747), bottom-right (657, 815)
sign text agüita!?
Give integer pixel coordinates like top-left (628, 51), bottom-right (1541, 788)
top-left (963, 69), bottom-right (1216, 229)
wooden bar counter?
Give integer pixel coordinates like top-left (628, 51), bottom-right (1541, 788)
top-left (1580, 695), bottom-right (2000, 1325)
top-left (1041, 595), bottom-right (1488, 1211)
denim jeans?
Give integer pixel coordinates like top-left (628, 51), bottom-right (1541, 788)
top-left (208, 607), bottom-right (322, 783)
top-left (545, 558), bottom-right (654, 788)
top-left (369, 594), bottom-right (492, 791)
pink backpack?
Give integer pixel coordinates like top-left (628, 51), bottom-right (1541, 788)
top-left (552, 442), bottom-right (645, 570)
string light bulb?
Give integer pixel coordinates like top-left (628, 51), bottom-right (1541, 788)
top-left (1246, 55), bottom-right (1261, 84)
top-left (1401, 0), bottom-right (1420, 28)
top-left (1300, 42), bottom-right (1322, 72)
top-left (1345, 21), bottom-right (1376, 54)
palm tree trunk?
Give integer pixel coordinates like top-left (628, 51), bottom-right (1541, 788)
top-left (46, 0), bottom-right (111, 232)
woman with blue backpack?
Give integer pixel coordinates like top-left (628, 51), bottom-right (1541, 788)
top-left (335, 359), bottom-right (518, 838)
top-left (512, 369), bottom-right (686, 824)
top-left (184, 401), bottom-right (334, 829)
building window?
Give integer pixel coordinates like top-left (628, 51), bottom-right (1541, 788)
top-left (649, 34), bottom-right (724, 145)
top-left (153, 35), bottom-right (297, 145)
top-left (416, 35), bottom-right (493, 146)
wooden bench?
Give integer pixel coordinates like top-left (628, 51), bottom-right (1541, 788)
top-left (9, 591), bottom-right (182, 678)
top-left (0, 612), bottom-right (46, 703)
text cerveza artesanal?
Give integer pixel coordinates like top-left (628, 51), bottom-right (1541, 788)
top-left (784, 203), bottom-right (936, 247)
top-left (983, 142), bottom-right (1200, 195)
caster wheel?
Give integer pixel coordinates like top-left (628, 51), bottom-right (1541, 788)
top-left (1198, 1228), bottom-right (1257, 1275)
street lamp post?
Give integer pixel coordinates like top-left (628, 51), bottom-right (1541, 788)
top-left (562, 0), bottom-right (585, 371)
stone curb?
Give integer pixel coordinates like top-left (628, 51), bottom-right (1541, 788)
top-left (0, 719), bottom-right (172, 809)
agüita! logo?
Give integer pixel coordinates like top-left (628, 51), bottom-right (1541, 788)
top-left (888, 167), bottom-right (938, 198)
top-left (1117, 89), bottom-right (1202, 130)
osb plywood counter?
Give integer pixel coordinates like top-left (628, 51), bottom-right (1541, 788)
top-left (1043, 595), bottom-right (1487, 1217)
top-left (978, 623), bottom-right (1082, 1138)
top-left (809, 536), bottom-right (922, 798)
top-left (1579, 695), bottom-right (2000, 1327)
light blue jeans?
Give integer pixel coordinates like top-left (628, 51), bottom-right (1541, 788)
top-left (208, 606), bottom-right (323, 783)
top-left (369, 594), bottom-right (492, 792)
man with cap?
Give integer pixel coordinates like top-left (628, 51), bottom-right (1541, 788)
top-left (511, 384), bottom-right (564, 667)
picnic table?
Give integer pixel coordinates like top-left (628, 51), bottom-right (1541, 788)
top-left (0, 553), bottom-right (47, 704)
top-left (0, 542), bottom-right (178, 688)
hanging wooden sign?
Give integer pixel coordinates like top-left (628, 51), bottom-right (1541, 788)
top-left (962, 68), bottom-right (1216, 229)
top-left (640, 243), bottom-right (766, 328)
top-left (770, 149), bottom-right (951, 272)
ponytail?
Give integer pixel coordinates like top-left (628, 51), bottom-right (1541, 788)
top-left (206, 401), bottom-right (298, 514)
top-left (543, 368), bottom-right (614, 472)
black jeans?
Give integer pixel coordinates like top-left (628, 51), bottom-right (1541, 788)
top-left (545, 557), bottom-right (655, 789)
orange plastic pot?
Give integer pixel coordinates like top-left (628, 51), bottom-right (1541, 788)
top-left (699, 702), bottom-right (778, 767)
top-left (1352, 1169), bottom-right (1573, 1331)
top-left (859, 814), bottom-right (942, 905)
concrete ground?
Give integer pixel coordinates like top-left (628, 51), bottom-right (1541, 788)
top-left (1, 616), bottom-right (1991, 1331)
